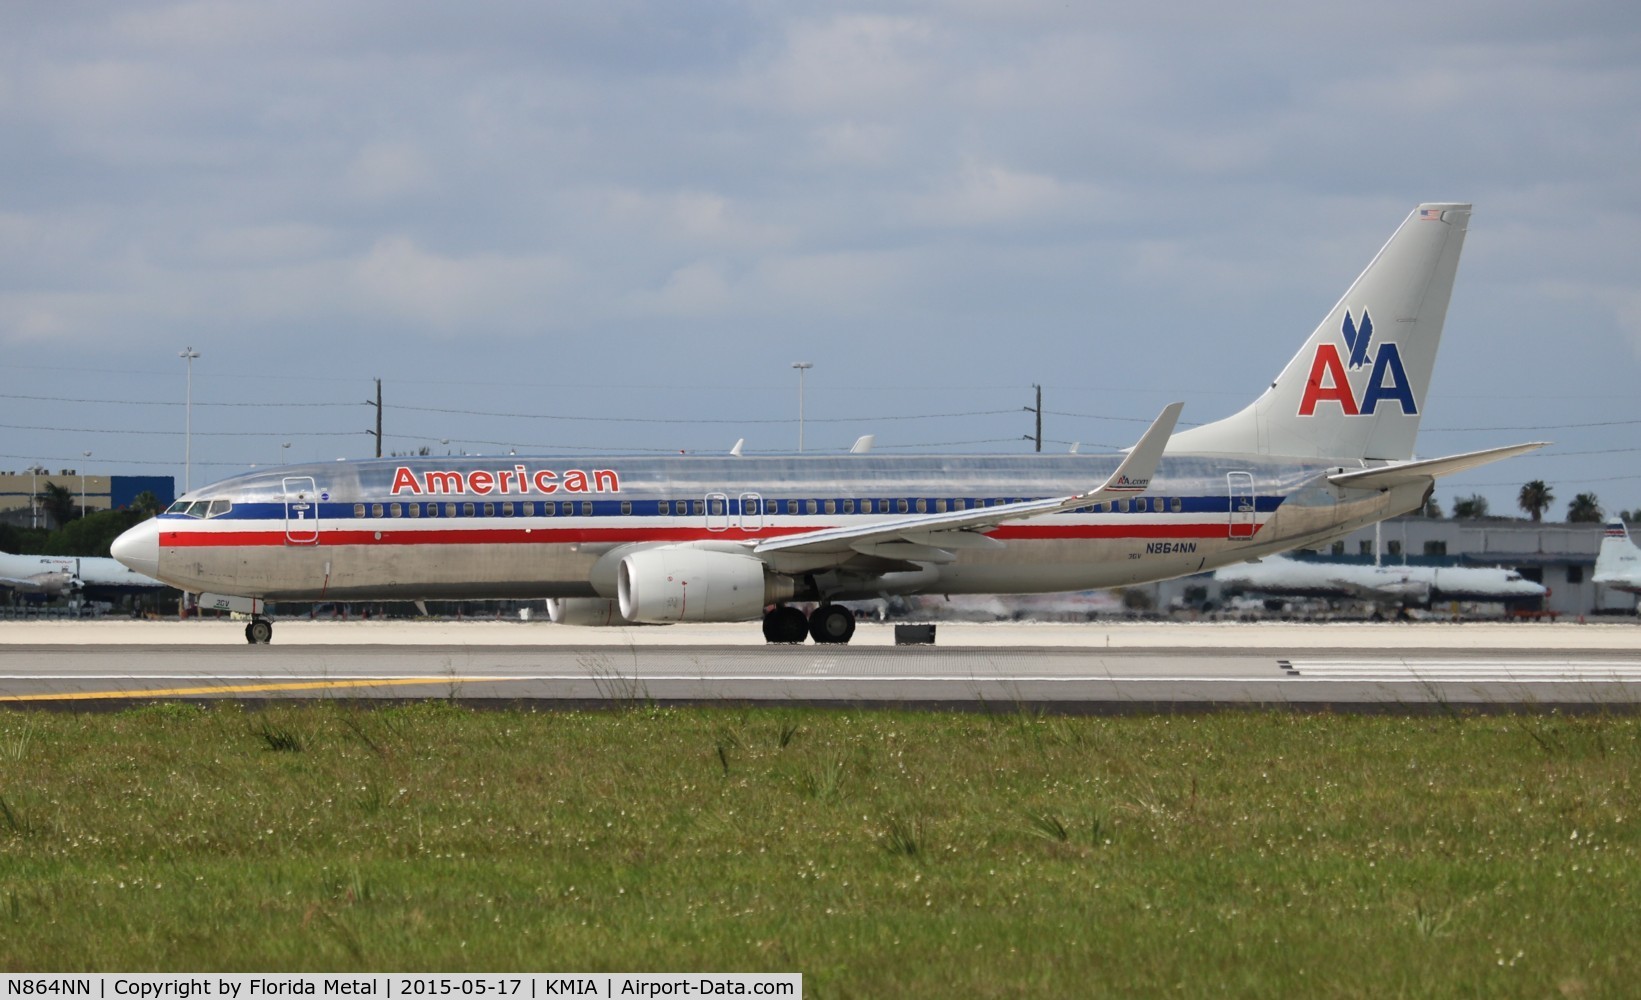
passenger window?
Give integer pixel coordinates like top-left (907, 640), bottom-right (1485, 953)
top-left (462, 503), bottom-right (475, 517)
top-left (371, 503), bottom-right (383, 517)
top-left (563, 501), bottom-right (576, 516)
top-left (896, 499), bottom-right (909, 513)
top-left (543, 501), bottom-right (555, 517)
top-left (823, 500), bottom-right (836, 515)
top-left (353, 503), bottom-right (365, 518)
top-left (501, 502), bottom-right (513, 517)
top-left (786, 500), bottom-right (799, 515)
top-left (621, 501), bottom-right (632, 515)
top-left (1170, 497), bottom-right (1183, 513)
top-left (1117, 499), bottom-right (1130, 513)
top-left (408, 503), bottom-right (421, 518)
top-left (581, 501), bottom-right (593, 517)
top-left (1134, 498), bottom-right (1147, 513)
top-left (935, 499), bottom-right (947, 513)
top-left (916, 499), bottom-right (927, 513)
top-left (709, 498), bottom-right (726, 516)
top-left (445, 503), bottom-right (457, 518)
top-left (842, 499), bottom-right (854, 514)
top-left (519, 502), bottom-right (534, 517)
top-left (390, 503), bottom-right (402, 517)
top-left (805, 500), bottom-right (818, 515)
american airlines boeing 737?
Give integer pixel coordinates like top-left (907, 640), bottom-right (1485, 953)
top-left (112, 203), bottom-right (1545, 644)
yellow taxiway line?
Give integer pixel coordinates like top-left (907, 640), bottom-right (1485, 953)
top-left (0, 676), bottom-right (513, 702)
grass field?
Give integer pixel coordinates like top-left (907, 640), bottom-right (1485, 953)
top-left (1, 702), bottom-right (1638, 996)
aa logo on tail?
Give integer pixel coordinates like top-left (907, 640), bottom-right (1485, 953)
top-left (1297, 309), bottom-right (1417, 416)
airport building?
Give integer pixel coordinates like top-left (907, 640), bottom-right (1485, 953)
top-left (0, 469), bottom-right (175, 528)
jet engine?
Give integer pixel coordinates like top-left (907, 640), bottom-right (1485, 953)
top-left (544, 597), bottom-right (633, 627)
top-left (618, 547), bottom-right (795, 624)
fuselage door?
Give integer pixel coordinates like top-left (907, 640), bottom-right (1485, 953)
top-left (738, 492), bottom-right (764, 533)
top-left (705, 492), bottom-right (730, 532)
top-left (1227, 472), bottom-right (1255, 540)
top-left (283, 476), bottom-right (320, 545)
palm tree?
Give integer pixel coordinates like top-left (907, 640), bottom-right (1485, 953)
top-left (1518, 480), bottom-right (1554, 522)
top-left (129, 490), bottom-right (163, 517)
top-left (38, 482), bottom-right (77, 527)
top-left (1451, 494), bottom-right (1490, 519)
top-left (1567, 492), bottom-right (1603, 523)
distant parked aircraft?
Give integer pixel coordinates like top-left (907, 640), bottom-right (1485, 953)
top-left (1593, 521), bottom-right (1641, 594)
top-left (1212, 554), bottom-right (1546, 608)
top-left (0, 550), bottom-right (169, 600)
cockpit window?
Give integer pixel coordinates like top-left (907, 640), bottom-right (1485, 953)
top-left (169, 499), bottom-right (232, 518)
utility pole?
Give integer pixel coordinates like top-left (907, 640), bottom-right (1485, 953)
top-left (1024, 384), bottom-right (1042, 452)
top-left (365, 378), bottom-right (383, 458)
top-left (179, 346), bottom-right (200, 493)
top-left (792, 362), bottom-right (813, 452)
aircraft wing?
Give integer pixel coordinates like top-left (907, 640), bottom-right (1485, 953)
top-left (752, 402), bottom-right (1183, 560)
top-left (1328, 442), bottom-right (1548, 490)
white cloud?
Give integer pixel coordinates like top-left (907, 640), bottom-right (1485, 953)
top-left (348, 236), bottom-right (578, 334)
top-left (344, 142), bottom-right (437, 203)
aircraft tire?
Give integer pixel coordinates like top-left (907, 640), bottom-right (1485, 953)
top-left (809, 604), bottom-right (855, 645)
top-left (247, 619), bottom-right (273, 645)
top-left (762, 605), bottom-right (809, 644)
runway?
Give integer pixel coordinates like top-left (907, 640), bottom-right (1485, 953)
top-left (2, 618), bottom-right (1639, 709)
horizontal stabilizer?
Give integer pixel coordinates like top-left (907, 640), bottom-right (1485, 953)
top-left (1327, 442), bottom-right (1548, 490)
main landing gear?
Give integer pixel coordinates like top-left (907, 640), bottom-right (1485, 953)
top-left (762, 603), bottom-right (856, 645)
top-left (244, 617), bottom-right (273, 644)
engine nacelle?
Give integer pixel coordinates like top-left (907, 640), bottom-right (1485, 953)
top-left (545, 597), bottom-right (634, 627)
top-left (618, 547), bottom-right (794, 624)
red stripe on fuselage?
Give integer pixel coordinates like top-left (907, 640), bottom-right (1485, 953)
top-left (159, 521), bottom-right (1259, 548)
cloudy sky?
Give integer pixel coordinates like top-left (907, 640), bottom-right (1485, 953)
top-left (3, 1), bottom-right (1639, 516)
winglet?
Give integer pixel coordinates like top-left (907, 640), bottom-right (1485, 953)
top-left (1081, 402), bottom-right (1183, 500)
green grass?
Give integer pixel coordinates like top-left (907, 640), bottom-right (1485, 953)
top-left (2, 702), bottom-right (1638, 996)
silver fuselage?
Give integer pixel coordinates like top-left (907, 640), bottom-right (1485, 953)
top-left (117, 452), bottom-right (1427, 603)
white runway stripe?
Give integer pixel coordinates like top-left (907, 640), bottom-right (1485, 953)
top-left (1284, 660), bottom-right (1641, 682)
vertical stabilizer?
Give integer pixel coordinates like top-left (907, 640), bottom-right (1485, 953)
top-left (1170, 203), bottom-right (1470, 462)
top-left (1594, 521), bottom-right (1641, 589)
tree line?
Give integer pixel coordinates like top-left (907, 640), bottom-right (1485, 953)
top-left (2, 487), bottom-right (162, 558)
top-left (1443, 480), bottom-right (1632, 523)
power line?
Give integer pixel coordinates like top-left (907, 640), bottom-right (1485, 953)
top-left (0, 392), bottom-right (353, 408)
top-left (388, 404), bottom-right (1022, 424)
top-left (0, 422), bottom-right (357, 438)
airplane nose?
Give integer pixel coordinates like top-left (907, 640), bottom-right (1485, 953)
top-left (111, 519), bottom-right (162, 579)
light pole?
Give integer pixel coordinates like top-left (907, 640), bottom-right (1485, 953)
top-left (281, 441), bottom-right (291, 464)
top-left (80, 452), bottom-right (91, 519)
top-left (180, 347), bottom-right (200, 493)
top-left (30, 466), bottom-right (38, 529)
top-left (791, 362), bottom-right (813, 452)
